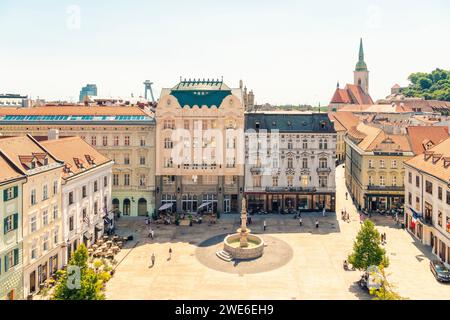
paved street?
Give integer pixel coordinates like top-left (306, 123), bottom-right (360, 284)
top-left (105, 165), bottom-right (449, 300)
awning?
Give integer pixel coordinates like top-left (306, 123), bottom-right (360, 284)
top-left (158, 203), bottom-right (173, 211)
top-left (197, 202), bottom-right (212, 210)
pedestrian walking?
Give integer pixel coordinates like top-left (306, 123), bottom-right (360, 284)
top-left (383, 232), bottom-right (387, 244)
top-left (263, 220), bottom-right (267, 231)
top-left (345, 192), bottom-right (348, 200)
top-left (168, 247), bottom-right (172, 261)
top-left (322, 208), bottom-right (326, 217)
top-left (248, 216), bottom-right (252, 225)
top-left (151, 229), bottom-right (154, 239)
top-left (299, 217), bottom-right (303, 227)
top-left (315, 220), bottom-right (319, 229)
top-left (150, 253), bottom-right (155, 268)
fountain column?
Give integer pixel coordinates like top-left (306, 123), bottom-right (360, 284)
top-left (239, 198), bottom-right (250, 248)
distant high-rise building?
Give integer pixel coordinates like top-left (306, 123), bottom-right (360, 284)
top-left (79, 84), bottom-right (98, 102)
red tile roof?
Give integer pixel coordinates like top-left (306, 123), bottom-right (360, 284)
top-left (330, 84), bottom-right (373, 105)
top-left (406, 126), bottom-right (450, 155)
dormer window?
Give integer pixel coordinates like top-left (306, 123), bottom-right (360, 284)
top-left (73, 158), bottom-right (84, 169)
top-left (443, 157), bottom-right (450, 168)
top-left (31, 161), bottom-right (36, 169)
top-left (424, 151), bottom-right (434, 161)
top-left (44, 158), bottom-right (48, 165)
top-left (432, 154), bottom-right (443, 164)
top-left (255, 121), bottom-right (260, 130)
top-left (85, 154), bottom-right (95, 165)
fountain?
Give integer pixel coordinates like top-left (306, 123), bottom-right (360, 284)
top-left (220, 198), bottom-right (264, 260)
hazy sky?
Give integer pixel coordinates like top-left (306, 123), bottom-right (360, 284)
top-left (1, 0), bottom-right (449, 105)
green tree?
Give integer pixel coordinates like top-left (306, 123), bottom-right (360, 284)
top-left (402, 68), bottom-right (450, 103)
top-left (371, 266), bottom-right (407, 300)
top-left (53, 244), bottom-right (107, 300)
top-left (348, 220), bottom-right (388, 270)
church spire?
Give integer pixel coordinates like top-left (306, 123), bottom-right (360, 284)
top-left (355, 38), bottom-right (368, 71)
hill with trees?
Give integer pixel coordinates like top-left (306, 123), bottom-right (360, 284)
top-left (402, 68), bottom-right (450, 101)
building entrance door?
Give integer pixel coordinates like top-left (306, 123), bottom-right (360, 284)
top-left (138, 198), bottom-right (147, 216)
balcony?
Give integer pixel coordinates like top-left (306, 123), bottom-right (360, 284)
top-left (367, 185), bottom-right (404, 192)
top-left (250, 167), bottom-right (264, 174)
top-left (316, 167), bottom-right (332, 173)
top-left (419, 216), bottom-right (433, 226)
top-left (265, 186), bottom-right (317, 193)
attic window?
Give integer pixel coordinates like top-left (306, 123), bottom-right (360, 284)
top-left (287, 121), bottom-right (292, 127)
top-left (432, 153), bottom-right (443, 164)
top-left (424, 151), bottom-right (434, 161)
top-left (272, 121), bottom-right (276, 126)
top-left (73, 158), bottom-right (84, 169)
top-left (255, 121), bottom-right (260, 130)
top-left (63, 164), bottom-right (72, 174)
top-left (443, 157), bottom-right (450, 168)
top-left (85, 154), bottom-right (95, 165)
top-left (320, 121), bottom-right (326, 129)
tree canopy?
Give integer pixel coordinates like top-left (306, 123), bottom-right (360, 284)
top-left (402, 68), bottom-right (450, 101)
top-left (348, 219), bottom-right (389, 270)
top-left (53, 244), bottom-right (110, 300)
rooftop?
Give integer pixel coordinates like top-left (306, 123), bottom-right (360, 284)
top-left (245, 113), bottom-right (335, 133)
top-left (0, 135), bottom-right (62, 174)
top-left (41, 136), bottom-right (113, 179)
top-left (406, 137), bottom-right (450, 183)
top-left (405, 126), bottom-right (450, 155)
top-left (0, 105), bottom-right (155, 124)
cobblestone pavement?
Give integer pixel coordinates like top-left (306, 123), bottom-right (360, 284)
top-left (105, 165), bottom-right (450, 300)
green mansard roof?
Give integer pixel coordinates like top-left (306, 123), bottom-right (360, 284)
top-left (170, 79), bottom-right (232, 108)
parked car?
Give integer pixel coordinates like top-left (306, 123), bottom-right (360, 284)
top-left (430, 260), bottom-right (450, 283)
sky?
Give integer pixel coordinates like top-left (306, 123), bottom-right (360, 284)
top-left (1, 0), bottom-right (450, 105)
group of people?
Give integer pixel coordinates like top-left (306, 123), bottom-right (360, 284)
top-left (149, 247), bottom-right (173, 268)
top-left (341, 209), bottom-right (350, 222)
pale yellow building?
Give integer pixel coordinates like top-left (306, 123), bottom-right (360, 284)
top-left (155, 79), bottom-right (245, 214)
top-left (345, 123), bottom-right (414, 211)
top-left (0, 135), bottom-right (64, 298)
top-left (0, 106), bottom-right (156, 217)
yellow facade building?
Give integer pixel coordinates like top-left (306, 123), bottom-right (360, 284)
top-left (0, 106), bottom-right (156, 217)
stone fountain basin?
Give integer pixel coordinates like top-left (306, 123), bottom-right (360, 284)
top-left (223, 234), bottom-right (264, 260)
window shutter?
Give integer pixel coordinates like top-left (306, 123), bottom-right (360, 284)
top-left (3, 190), bottom-right (7, 202)
top-left (13, 214), bottom-right (18, 230)
top-left (14, 249), bottom-right (19, 266)
top-left (3, 218), bottom-right (7, 234)
top-left (4, 255), bottom-right (8, 272)
top-left (13, 186), bottom-right (18, 198)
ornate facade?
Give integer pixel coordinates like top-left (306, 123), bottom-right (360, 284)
top-left (155, 79), bottom-right (245, 214)
top-left (245, 112), bottom-right (337, 212)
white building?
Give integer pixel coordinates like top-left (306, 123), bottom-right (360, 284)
top-left (404, 137), bottom-right (450, 267)
top-left (41, 133), bottom-right (113, 265)
top-left (0, 94), bottom-right (30, 108)
top-left (245, 112), bottom-right (337, 212)
top-left (0, 135), bottom-right (64, 297)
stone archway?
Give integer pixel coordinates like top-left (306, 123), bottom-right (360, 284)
top-left (138, 198), bottom-right (148, 216)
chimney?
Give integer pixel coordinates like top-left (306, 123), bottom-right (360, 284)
top-left (48, 129), bottom-right (59, 140)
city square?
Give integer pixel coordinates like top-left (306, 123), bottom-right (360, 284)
top-left (1, 1), bottom-right (450, 304)
top-left (105, 166), bottom-right (449, 300)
